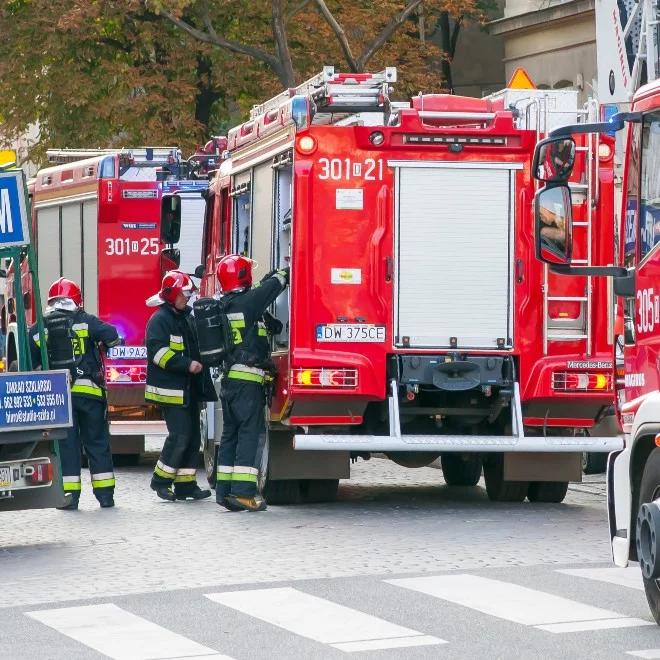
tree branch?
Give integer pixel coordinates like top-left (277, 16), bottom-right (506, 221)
top-left (272, 0), bottom-right (296, 86)
top-left (357, 0), bottom-right (425, 69)
top-left (312, 0), bottom-right (358, 71)
top-left (449, 15), bottom-right (463, 58)
top-left (158, 5), bottom-right (279, 70)
top-left (287, 0), bottom-right (313, 19)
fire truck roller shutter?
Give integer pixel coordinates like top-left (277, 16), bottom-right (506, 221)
top-left (177, 194), bottom-right (207, 275)
top-left (250, 162), bottom-right (275, 283)
top-left (61, 202), bottom-right (83, 290)
top-left (394, 162), bottom-right (519, 349)
top-left (36, 206), bottom-right (61, 310)
top-left (82, 200), bottom-right (98, 315)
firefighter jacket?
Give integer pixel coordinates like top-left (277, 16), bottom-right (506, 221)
top-left (29, 309), bottom-right (120, 400)
top-left (145, 304), bottom-right (216, 407)
top-left (222, 271), bottom-right (288, 385)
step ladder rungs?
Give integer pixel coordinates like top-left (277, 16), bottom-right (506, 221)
top-left (570, 259), bottom-right (589, 265)
top-left (568, 183), bottom-right (588, 190)
top-left (547, 333), bottom-right (588, 340)
top-left (547, 296), bottom-right (588, 302)
top-left (572, 222), bottom-right (589, 227)
top-left (575, 146), bottom-right (590, 152)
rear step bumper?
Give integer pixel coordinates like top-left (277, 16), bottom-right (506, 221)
top-left (293, 379), bottom-right (623, 453)
top-left (293, 434), bottom-right (623, 452)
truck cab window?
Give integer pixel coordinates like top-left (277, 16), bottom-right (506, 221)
top-left (233, 192), bottom-right (251, 257)
top-left (99, 156), bottom-right (115, 179)
top-left (639, 113), bottom-right (660, 260)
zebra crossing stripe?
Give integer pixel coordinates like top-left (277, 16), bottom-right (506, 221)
top-left (26, 603), bottom-right (233, 660)
top-left (386, 574), bottom-right (654, 633)
top-left (557, 566), bottom-right (644, 591)
top-left (627, 651), bottom-right (660, 658)
top-left (205, 587), bottom-right (446, 652)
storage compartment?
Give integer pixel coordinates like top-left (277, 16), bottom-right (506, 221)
top-left (394, 163), bottom-right (517, 349)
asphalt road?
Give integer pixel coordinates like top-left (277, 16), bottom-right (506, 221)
top-left (1, 459), bottom-right (658, 660)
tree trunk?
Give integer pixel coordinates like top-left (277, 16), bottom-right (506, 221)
top-left (194, 55), bottom-right (222, 129)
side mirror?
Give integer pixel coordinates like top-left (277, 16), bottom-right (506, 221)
top-left (194, 264), bottom-right (205, 279)
top-left (161, 194), bottom-right (181, 244)
top-left (613, 269), bottom-right (636, 298)
top-left (160, 248), bottom-right (181, 272)
top-left (532, 137), bottom-right (576, 183)
top-left (535, 185), bottom-right (573, 265)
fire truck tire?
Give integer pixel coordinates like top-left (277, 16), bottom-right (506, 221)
top-left (483, 455), bottom-right (528, 502)
top-left (527, 481), bottom-right (569, 503)
top-left (638, 448), bottom-right (660, 625)
top-left (582, 452), bottom-right (608, 474)
top-left (300, 479), bottom-right (339, 503)
top-left (263, 479), bottom-right (301, 505)
top-left (200, 408), bottom-right (217, 488)
top-left (440, 454), bottom-right (482, 486)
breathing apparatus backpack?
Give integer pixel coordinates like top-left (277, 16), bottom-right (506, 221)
top-left (43, 309), bottom-right (77, 372)
top-left (193, 297), bottom-right (232, 368)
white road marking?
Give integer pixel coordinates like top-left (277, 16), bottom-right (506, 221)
top-left (205, 587), bottom-right (445, 652)
top-left (557, 566), bottom-right (644, 591)
top-left (386, 574), bottom-right (652, 633)
top-left (26, 603), bottom-right (233, 660)
top-left (628, 651), bottom-right (660, 659)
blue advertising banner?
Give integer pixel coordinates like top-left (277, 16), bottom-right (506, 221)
top-left (0, 171), bottom-right (30, 248)
top-left (0, 370), bottom-right (72, 431)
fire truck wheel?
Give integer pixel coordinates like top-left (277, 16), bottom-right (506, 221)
top-left (582, 452), bottom-right (608, 474)
top-left (527, 481), bottom-right (569, 503)
top-left (300, 479), bottom-right (339, 503)
top-left (440, 454), bottom-right (482, 486)
top-left (200, 408), bottom-right (217, 488)
top-left (638, 447), bottom-right (660, 625)
top-left (263, 479), bottom-right (301, 505)
top-left (483, 455), bottom-right (528, 502)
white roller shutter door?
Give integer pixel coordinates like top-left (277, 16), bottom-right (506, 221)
top-left (394, 163), bottom-right (516, 349)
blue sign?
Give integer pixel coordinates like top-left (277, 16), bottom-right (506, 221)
top-left (0, 370), bottom-right (72, 431)
top-left (162, 180), bottom-right (209, 193)
top-left (0, 171), bottom-right (29, 247)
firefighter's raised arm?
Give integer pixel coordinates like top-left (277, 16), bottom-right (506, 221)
top-left (243, 269), bottom-right (289, 327)
top-left (146, 312), bottom-right (192, 375)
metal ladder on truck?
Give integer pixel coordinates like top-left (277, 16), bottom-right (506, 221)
top-left (249, 66), bottom-right (397, 125)
top-left (540, 100), bottom-right (600, 356)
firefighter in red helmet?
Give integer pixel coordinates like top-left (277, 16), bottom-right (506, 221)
top-left (145, 270), bottom-right (217, 501)
top-left (30, 277), bottom-right (120, 509)
top-left (215, 255), bottom-right (288, 512)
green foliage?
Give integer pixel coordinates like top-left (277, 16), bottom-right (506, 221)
top-left (0, 0), bottom-right (493, 165)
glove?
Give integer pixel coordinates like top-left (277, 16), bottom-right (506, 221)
top-left (263, 311), bottom-right (283, 336)
top-left (277, 267), bottom-right (290, 284)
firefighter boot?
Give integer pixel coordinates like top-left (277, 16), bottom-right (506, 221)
top-left (151, 483), bottom-right (176, 502)
top-left (58, 493), bottom-right (79, 511)
top-left (175, 485), bottom-right (211, 501)
top-left (218, 496), bottom-right (243, 512)
top-left (225, 494), bottom-right (267, 512)
top-left (97, 494), bottom-right (115, 508)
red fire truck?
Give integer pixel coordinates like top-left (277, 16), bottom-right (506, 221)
top-left (2, 146), bottom-right (216, 454)
top-left (186, 67), bottom-right (623, 505)
top-left (530, 0), bottom-right (660, 622)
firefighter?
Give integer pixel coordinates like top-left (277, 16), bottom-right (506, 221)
top-left (215, 254), bottom-right (289, 512)
top-left (30, 277), bottom-right (120, 510)
top-left (145, 270), bottom-right (217, 502)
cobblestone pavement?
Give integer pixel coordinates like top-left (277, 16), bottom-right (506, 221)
top-left (1, 458), bottom-right (609, 609)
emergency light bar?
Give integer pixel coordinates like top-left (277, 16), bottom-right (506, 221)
top-left (47, 147), bottom-right (181, 165)
top-left (404, 135), bottom-right (506, 145)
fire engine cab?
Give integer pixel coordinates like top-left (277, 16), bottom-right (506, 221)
top-left (190, 66), bottom-right (622, 505)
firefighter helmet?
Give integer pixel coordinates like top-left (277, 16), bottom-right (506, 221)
top-left (216, 255), bottom-right (253, 293)
top-left (147, 270), bottom-right (195, 307)
top-left (48, 277), bottom-right (82, 307)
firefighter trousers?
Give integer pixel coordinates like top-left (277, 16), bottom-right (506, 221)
top-left (151, 402), bottom-right (202, 494)
top-left (61, 396), bottom-right (115, 501)
top-left (216, 379), bottom-right (265, 500)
